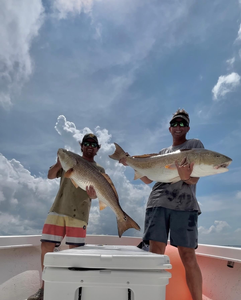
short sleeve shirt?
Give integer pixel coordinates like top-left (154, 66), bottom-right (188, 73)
top-left (49, 162), bottom-right (105, 223)
top-left (147, 139), bottom-right (204, 214)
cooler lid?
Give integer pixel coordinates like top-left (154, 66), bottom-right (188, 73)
top-left (44, 244), bottom-right (172, 270)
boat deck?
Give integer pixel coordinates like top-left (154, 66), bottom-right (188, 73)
top-left (0, 235), bottom-right (240, 300)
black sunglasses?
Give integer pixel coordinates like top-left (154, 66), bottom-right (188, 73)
top-left (170, 121), bottom-right (189, 127)
top-left (83, 142), bottom-right (98, 148)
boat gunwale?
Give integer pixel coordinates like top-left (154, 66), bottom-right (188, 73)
top-left (0, 235), bottom-right (240, 262)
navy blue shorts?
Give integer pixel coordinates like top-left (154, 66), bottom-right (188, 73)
top-left (143, 207), bottom-right (198, 249)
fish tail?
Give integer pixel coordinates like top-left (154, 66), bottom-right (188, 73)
top-left (117, 213), bottom-right (140, 237)
top-left (109, 143), bottom-right (126, 161)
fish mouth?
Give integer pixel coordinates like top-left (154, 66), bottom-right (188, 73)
top-left (214, 162), bottom-right (231, 169)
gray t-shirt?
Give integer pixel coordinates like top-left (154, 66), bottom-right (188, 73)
top-left (147, 139), bottom-right (204, 214)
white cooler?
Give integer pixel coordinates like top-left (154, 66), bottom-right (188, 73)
top-left (43, 244), bottom-right (172, 300)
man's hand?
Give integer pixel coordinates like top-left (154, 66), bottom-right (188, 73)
top-left (175, 157), bottom-right (194, 181)
top-left (86, 185), bottom-right (97, 199)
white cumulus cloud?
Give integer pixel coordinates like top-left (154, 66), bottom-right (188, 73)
top-left (199, 220), bottom-right (231, 234)
top-left (212, 72), bottom-right (241, 100)
top-left (54, 115), bottom-right (113, 153)
top-left (0, 153), bottom-right (59, 235)
top-left (0, 0), bottom-right (44, 108)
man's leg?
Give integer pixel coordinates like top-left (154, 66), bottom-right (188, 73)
top-left (27, 241), bottom-right (56, 300)
top-left (178, 246), bottom-right (202, 300)
top-left (40, 241), bottom-right (56, 287)
top-left (143, 207), bottom-right (170, 255)
top-left (149, 240), bottom-right (166, 255)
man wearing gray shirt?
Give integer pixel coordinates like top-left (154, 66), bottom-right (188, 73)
top-left (120, 109), bottom-right (203, 300)
top-left (144, 109), bottom-right (203, 300)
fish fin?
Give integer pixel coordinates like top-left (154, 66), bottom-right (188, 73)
top-left (70, 178), bottom-right (79, 188)
top-left (99, 200), bottom-right (108, 211)
top-left (132, 153), bottom-right (158, 158)
top-left (101, 173), bottom-right (119, 199)
top-left (134, 170), bottom-right (143, 180)
top-left (165, 163), bottom-right (176, 170)
top-left (109, 143), bottom-right (126, 161)
top-left (170, 176), bottom-right (181, 184)
top-left (117, 213), bottom-right (141, 238)
top-left (64, 168), bottom-right (74, 178)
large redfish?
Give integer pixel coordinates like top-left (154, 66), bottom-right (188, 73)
top-left (57, 148), bottom-right (140, 237)
top-left (109, 143), bottom-right (232, 183)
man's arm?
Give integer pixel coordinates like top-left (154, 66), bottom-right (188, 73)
top-left (140, 176), bottom-right (153, 184)
top-left (48, 157), bottom-right (62, 179)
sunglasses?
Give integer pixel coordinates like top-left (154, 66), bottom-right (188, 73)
top-left (83, 142), bottom-right (98, 148)
top-left (170, 121), bottom-right (189, 127)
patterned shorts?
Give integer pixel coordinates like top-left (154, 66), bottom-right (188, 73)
top-left (41, 212), bottom-right (87, 246)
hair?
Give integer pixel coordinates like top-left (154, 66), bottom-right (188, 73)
top-left (172, 108), bottom-right (190, 123)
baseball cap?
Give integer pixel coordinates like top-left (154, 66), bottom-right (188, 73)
top-left (81, 133), bottom-right (99, 145)
top-left (170, 109), bottom-right (190, 125)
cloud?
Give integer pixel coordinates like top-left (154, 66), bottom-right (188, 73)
top-left (226, 57), bottom-right (235, 69)
top-left (0, 0), bottom-right (44, 108)
top-left (0, 93), bottom-right (12, 110)
top-left (235, 23), bottom-right (241, 41)
top-left (54, 115), bottom-right (113, 153)
top-left (0, 153), bottom-right (59, 235)
top-left (212, 72), bottom-right (241, 100)
top-left (198, 191), bottom-right (241, 213)
top-left (199, 220), bottom-right (230, 234)
top-left (52, 0), bottom-right (93, 19)
top-left (198, 220), bottom-right (241, 246)
top-left (235, 191), bottom-right (241, 199)
top-left (44, 0), bottom-right (205, 113)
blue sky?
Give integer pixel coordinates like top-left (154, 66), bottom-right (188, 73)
top-left (0, 0), bottom-right (241, 246)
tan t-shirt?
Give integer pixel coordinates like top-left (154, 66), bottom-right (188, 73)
top-left (49, 162), bottom-right (105, 223)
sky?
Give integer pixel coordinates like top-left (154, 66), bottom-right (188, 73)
top-left (0, 0), bottom-right (241, 247)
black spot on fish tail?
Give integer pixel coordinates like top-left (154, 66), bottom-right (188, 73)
top-left (117, 213), bottom-right (140, 237)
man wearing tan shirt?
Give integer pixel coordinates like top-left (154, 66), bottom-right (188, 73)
top-left (28, 133), bottom-right (104, 300)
